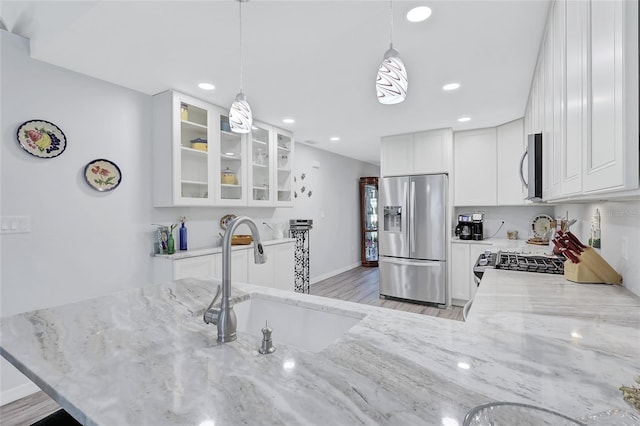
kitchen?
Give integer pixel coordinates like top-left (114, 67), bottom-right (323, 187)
top-left (1, 1), bottom-right (639, 425)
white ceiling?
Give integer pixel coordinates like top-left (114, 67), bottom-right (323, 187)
top-left (1, 0), bottom-right (550, 165)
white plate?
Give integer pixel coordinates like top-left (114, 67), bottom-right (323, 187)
top-left (532, 214), bottom-right (553, 238)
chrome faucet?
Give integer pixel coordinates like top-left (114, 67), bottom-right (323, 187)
top-left (203, 216), bottom-right (267, 343)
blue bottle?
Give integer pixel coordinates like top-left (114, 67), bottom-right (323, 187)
top-left (179, 222), bottom-right (187, 251)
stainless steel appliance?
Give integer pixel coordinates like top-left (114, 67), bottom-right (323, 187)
top-left (473, 251), bottom-right (565, 281)
top-left (471, 212), bottom-right (484, 241)
top-left (379, 174), bottom-right (447, 305)
top-left (520, 133), bottom-right (543, 201)
top-left (455, 214), bottom-right (473, 240)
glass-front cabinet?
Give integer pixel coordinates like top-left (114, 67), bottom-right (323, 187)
top-left (152, 90), bottom-right (293, 208)
top-left (275, 129), bottom-right (293, 207)
top-left (216, 114), bottom-right (247, 206)
top-left (359, 177), bottom-right (379, 267)
top-left (248, 122), bottom-right (272, 206)
top-left (152, 91), bottom-right (216, 206)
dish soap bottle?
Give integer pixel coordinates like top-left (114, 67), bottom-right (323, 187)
top-left (589, 209), bottom-right (601, 248)
top-left (179, 216), bottom-right (187, 251)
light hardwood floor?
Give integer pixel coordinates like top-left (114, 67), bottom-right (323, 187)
top-left (311, 265), bottom-right (464, 321)
top-left (1, 265), bottom-right (461, 425)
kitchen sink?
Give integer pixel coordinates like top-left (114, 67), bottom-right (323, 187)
top-left (234, 295), bottom-right (363, 353)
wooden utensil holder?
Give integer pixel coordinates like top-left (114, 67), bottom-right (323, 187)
top-left (563, 248), bottom-right (622, 285)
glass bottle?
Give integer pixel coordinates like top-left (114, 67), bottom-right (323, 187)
top-left (179, 222), bottom-right (187, 251)
top-left (167, 233), bottom-right (175, 254)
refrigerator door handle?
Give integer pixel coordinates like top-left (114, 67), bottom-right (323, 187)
top-left (380, 257), bottom-right (440, 267)
top-left (410, 180), bottom-right (416, 253)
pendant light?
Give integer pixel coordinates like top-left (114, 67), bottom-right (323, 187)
top-left (229, 0), bottom-right (252, 133)
top-left (376, 0), bottom-right (408, 105)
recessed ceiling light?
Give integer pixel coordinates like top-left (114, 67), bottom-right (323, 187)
top-left (282, 118), bottom-right (295, 124)
top-left (198, 82), bottom-right (215, 90)
top-left (442, 83), bottom-right (461, 91)
top-left (457, 117), bottom-right (471, 122)
top-left (329, 136), bottom-right (341, 142)
top-left (406, 6), bottom-right (432, 23)
top-left (457, 362), bottom-right (470, 369)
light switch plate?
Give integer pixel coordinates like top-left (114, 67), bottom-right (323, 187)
top-left (0, 216), bottom-right (31, 234)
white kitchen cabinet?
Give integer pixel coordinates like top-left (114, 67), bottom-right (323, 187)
top-left (273, 241), bottom-right (295, 291)
top-left (497, 119), bottom-right (526, 205)
top-left (380, 129), bottom-right (452, 177)
top-left (212, 250), bottom-right (248, 283)
top-left (450, 243), bottom-right (492, 306)
top-left (453, 128), bottom-right (497, 206)
top-left (152, 241), bottom-right (295, 290)
top-left (450, 243), bottom-right (470, 302)
top-left (524, 0), bottom-right (639, 201)
top-left (153, 90), bottom-right (295, 207)
top-left (247, 245), bottom-right (274, 287)
top-left (563, 0), bottom-right (587, 196)
top-left (274, 129), bottom-right (294, 207)
top-left (215, 113), bottom-right (248, 206)
top-left (583, 0), bottom-right (637, 194)
top-left (152, 91), bottom-right (217, 207)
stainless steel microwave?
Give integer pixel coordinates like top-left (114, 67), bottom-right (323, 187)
top-left (519, 133), bottom-right (543, 201)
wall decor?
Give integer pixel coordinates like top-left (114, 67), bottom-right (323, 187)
top-left (16, 119), bottom-right (67, 158)
top-left (294, 172), bottom-right (313, 199)
top-left (84, 159), bottom-right (122, 192)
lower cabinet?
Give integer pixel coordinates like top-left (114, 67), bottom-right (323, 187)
top-left (153, 241), bottom-right (295, 291)
top-left (450, 242), bottom-right (493, 306)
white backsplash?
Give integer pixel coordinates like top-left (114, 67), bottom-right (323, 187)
top-left (454, 205), bottom-right (555, 242)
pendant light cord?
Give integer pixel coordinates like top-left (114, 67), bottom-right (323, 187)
top-left (389, 0), bottom-right (393, 47)
top-left (239, 0), bottom-right (243, 92)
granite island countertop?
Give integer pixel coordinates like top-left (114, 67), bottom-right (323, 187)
top-left (1, 270), bottom-right (639, 425)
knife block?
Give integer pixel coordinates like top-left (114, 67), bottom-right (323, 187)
top-left (563, 248), bottom-right (623, 285)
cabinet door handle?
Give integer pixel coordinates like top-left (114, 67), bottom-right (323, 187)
top-left (519, 150), bottom-right (528, 188)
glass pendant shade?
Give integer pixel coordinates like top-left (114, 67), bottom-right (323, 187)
top-left (376, 45), bottom-right (408, 105)
top-left (229, 91), bottom-right (252, 133)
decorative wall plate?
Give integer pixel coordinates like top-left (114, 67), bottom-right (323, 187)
top-left (16, 120), bottom-right (67, 158)
top-left (532, 214), bottom-right (553, 238)
top-left (220, 214), bottom-right (237, 230)
top-left (84, 159), bottom-right (122, 192)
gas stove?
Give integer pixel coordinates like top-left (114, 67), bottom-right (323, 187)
top-left (473, 251), bottom-right (565, 281)
top-left (495, 252), bottom-right (565, 274)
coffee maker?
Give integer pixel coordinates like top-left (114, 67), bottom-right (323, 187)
top-left (471, 212), bottom-right (484, 240)
top-left (455, 214), bottom-right (473, 240)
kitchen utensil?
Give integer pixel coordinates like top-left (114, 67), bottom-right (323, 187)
top-left (190, 137), bottom-right (208, 151)
top-left (221, 168), bottom-right (238, 185)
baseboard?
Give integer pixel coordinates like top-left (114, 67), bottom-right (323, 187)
top-left (310, 262), bottom-right (362, 285)
top-left (1, 381), bottom-right (40, 406)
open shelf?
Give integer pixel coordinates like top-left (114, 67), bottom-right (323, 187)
top-left (181, 120), bottom-right (207, 130)
top-left (181, 146), bottom-right (208, 156)
top-left (182, 180), bottom-right (208, 185)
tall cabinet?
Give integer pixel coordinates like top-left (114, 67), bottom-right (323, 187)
top-left (152, 90), bottom-right (294, 207)
top-left (359, 177), bottom-right (379, 267)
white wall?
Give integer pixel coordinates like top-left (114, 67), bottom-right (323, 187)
top-left (0, 31), bottom-right (378, 402)
top-left (554, 201), bottom-right (640, 297)
top-left (1, 31), bottom-right (155, 403)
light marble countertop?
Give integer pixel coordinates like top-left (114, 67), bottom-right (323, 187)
top-left (1, 270), bottom-right (639, 425)
top-left (154, 238), bottom-right (296, 260)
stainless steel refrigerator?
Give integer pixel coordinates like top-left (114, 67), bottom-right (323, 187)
top-left (379, 174), bottom-right (447, 305)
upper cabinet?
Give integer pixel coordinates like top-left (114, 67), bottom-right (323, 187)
top-left (152, 91), bottom-right (216, 206)
top-left (152, 91), bottom-right (294, 207)
top-left (524, 0), bottom-right (639, 201)
top-left (454, 128), bottom-right (498, 206)
top-left (453, 119), bottom-right (526, 207)
top-left (380, 128), bottom-right (452, 177)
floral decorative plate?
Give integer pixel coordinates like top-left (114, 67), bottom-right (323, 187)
top-left (84, 159), bottom-right (122, 192)
top-left (532, 214), bottom-right (554, 238)
top-left (220, 214), bottom-right (237, 230)
top-left (16, 120), bottom-right (67, 158)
